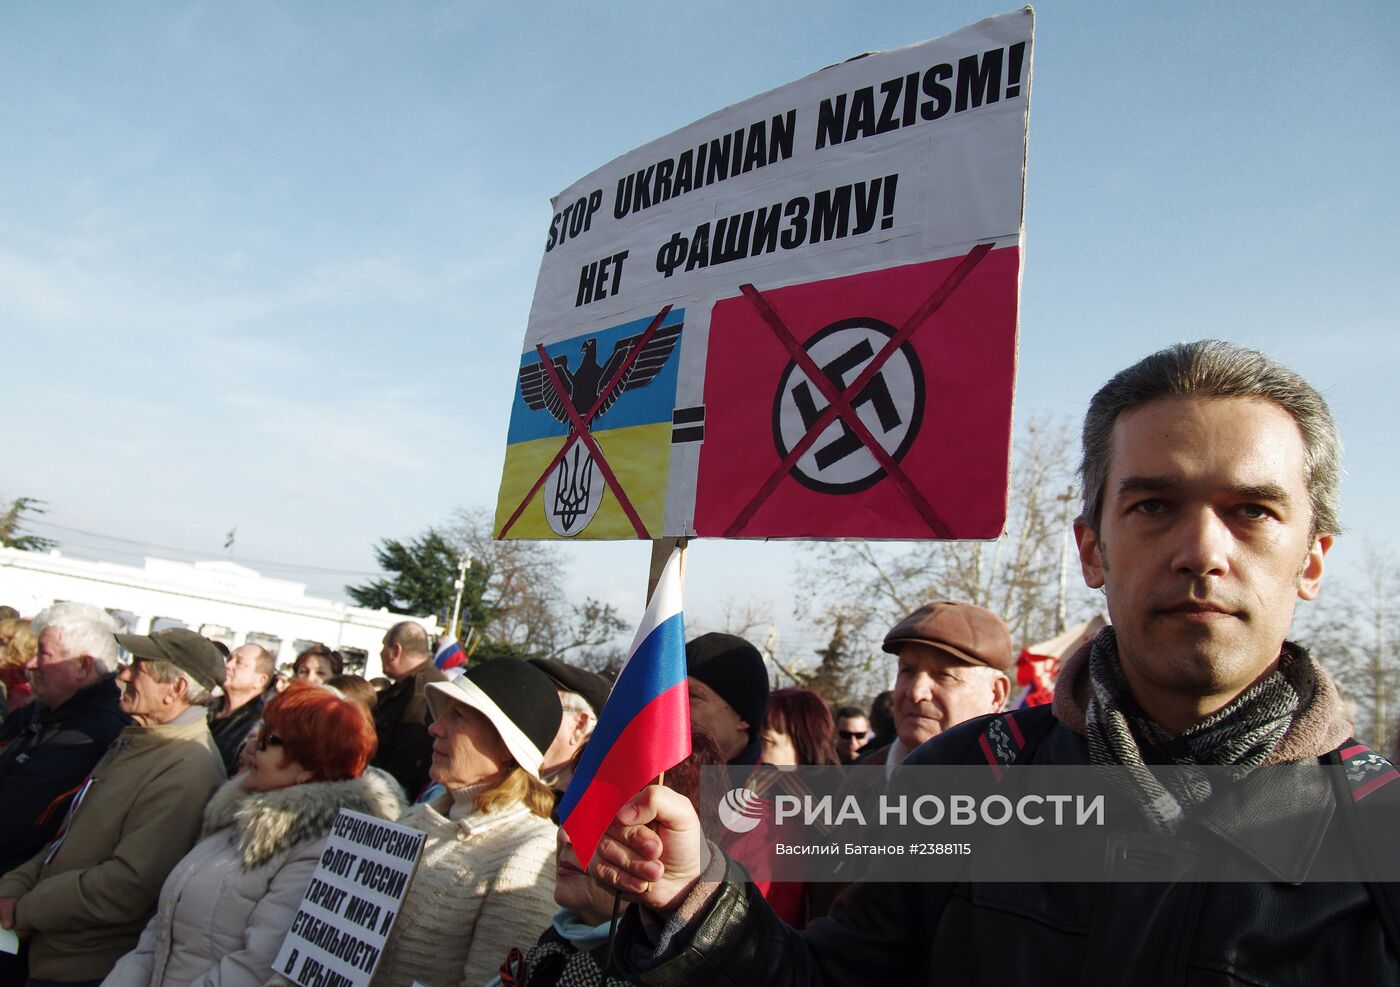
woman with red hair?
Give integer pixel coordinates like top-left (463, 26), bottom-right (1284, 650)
top-left (735, 689), bottom-right (841, 928)
top-left (760, 688), bottom-right (840, 766)
top-left (103, 684), bottom-right (405, 987)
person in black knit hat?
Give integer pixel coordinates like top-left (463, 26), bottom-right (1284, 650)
top-left (685, 632), bottom-right (770, 765)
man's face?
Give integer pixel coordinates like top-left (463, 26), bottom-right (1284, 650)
top-left (836, 715), bottom-right (870, 762)
top-left (1075, 396), bottom-right (1330, 723)
top-left (541, 690), bottom-right (592, 779)
top-left (27, 627), bottom-right (93, 709)
top-left (379, 635), bottom-right (406, 680)
top-left (225, 645), bottom-right (269, 695)
top-left (117, 657), bottom-right (183, 724)
top-left (892, 644), bottom-right (1007, 749)
top-left (687, 677), bottom-right (750, 762)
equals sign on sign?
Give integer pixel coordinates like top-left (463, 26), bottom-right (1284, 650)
top-left (671, 406), bottom-right (705, 444)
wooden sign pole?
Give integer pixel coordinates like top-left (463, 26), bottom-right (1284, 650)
top-left (646, 536), bottom-right (687, 600)
top-left (645, 536), bottom-right (688, 780)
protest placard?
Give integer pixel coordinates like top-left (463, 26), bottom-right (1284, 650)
top-left (496, 8), bottom-right (1033, 540)
top-left (273, 810), bottom-right (425, 987)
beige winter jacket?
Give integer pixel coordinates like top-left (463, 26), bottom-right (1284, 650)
top-left (101, 768), bottom-right (406, 987)
top-left (368, 791), bottom-right (557, 987)
top-left (0, 707), bottom-right (226, 982)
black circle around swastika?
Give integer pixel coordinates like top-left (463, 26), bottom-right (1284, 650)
top-left (770, 317), bottom-right (925, 495)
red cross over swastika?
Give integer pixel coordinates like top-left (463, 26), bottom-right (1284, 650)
top-left (724, 243), bottom-right (993, 538)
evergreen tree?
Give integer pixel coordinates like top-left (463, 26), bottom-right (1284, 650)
top-left (804, 615), bottom-right (856, 704)
top-left (346, 528), bottom-right (466, 621)
top-left (347, 510), bottom-right (628, 666)
top-left (0, 497), bottom-right (58, 552)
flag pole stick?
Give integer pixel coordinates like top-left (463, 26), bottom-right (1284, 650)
top-left (646, 535), bottom-right (685, 792)
top-left (605, 893), bottom-right (624, 974)
top-left (646, 536), bottom-right (687, 600)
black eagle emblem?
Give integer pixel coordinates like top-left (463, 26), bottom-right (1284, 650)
top-left (518, 322), bottom-right (683, 429)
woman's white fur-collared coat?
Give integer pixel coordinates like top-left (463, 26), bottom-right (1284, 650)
top-left (101, 769), bottom-right (405, 987)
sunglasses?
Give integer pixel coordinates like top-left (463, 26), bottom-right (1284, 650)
top-left (256, 722), bottom-right (284, 751)
top-left (838, 730), bottom-right (867, 741)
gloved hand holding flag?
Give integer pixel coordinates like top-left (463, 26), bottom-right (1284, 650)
top-left (556, 548), bottom-right (690, 867)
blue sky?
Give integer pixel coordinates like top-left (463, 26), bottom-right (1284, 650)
top-left (3, 2), bottom-right (1397, 663)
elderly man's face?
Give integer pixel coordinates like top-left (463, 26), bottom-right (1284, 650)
top-left (541, 689), bottom-right (592, 780)
top-left (892, 644), bottom-right (1007, 750)
top-left (117, 658), bottom-right (184, 726)
top-left (27, 627), bottom-right (93, 709)
top-left (1076, 396), bottom-right (1330, 727)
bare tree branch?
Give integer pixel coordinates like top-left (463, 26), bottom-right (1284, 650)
top-left (790, 414), bottom-right (1101, 703)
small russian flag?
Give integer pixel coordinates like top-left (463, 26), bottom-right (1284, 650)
top-left (557, 548), bottom-right (690, 867)
top-left (433, 633), bottom-right (466, 671)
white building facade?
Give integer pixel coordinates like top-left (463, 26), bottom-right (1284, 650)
top-left (0, 546), bottom-right (436, 678)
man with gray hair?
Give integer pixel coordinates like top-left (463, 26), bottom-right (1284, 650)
top-left (858, 601), bottom-right (1014, 774)
top-left (0, 626), bottom-right (226, 986)
top-left (530, 657), bottom-right (611, 791)
top-left (0, 604), bottom-right (129, 878)
top-left (590, 340), bottom-right (1400, 983)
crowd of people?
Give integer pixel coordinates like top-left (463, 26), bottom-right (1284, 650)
top-left (0, 339), bottom-right (1397, 985)
top-left (0, 603), bottom-right (881, 986)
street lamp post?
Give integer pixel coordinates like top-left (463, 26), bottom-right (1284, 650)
top-left (448, 552), bottom-right (472, 640)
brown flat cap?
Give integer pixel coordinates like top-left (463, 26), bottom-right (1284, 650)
top-left (881, 601), bottom-right (1014, 671)
top-left (115, 627), bottom-right (227, 692)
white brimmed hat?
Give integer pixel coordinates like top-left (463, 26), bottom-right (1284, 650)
top-left (425, 659), bottom-right (562, 781)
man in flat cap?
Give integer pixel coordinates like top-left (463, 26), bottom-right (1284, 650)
top-left (862, 601), bottom-right (1013, 772)
top-left (0, 626), bottom-right (227, 986)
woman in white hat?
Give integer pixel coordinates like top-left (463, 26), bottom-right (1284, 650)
top-left (370, 658), bottom-right (563, 987)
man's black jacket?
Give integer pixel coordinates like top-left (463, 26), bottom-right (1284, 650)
top-left (371, 659), bottom-right (445, 801)
top-left (620, 706), bottom-right (1400, 986)
top-left (208, 692), bottom-right (264, 775)
top-left (0, 676), bottom-right (128, 875)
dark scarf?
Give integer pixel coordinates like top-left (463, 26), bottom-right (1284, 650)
top-left (1083, 627), bottom-right (1310, 833)
top-left (503, 925), bottom-right (633, 986)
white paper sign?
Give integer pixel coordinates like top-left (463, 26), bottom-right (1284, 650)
top-left (495, 9), bottom-right (1033, 543)
top-left (274, 810), bottom-right (426, 987)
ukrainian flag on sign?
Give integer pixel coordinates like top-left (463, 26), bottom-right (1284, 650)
top-left (495, 309), bottom-right (684, 540)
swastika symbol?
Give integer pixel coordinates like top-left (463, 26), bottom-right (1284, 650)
top-left (772, 318), bottom-right (925, 495)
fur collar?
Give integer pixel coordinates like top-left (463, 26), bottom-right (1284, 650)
top-left (1052, 633), bottom-right (1351, 763)
top-left (201, 767), bottom-right (407, 869)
